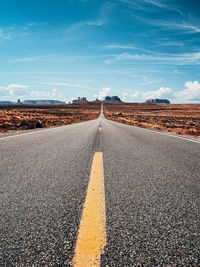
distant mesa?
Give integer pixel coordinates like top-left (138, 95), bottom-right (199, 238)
top-left (0, 99), bottom-right (65, 105)
top-left (104, 96), bottom-right (122, 102)
top-left (72, 96), bottom-right (122, 104)
top-left (73, 97), bottom-right (87, 103)
top-left (23, 100), bottom-right (65, 104)
top-left (0, 101), bottom-right (13, 105)
top-left (0, 95), bottom-right (123, 105)
top-left (145, 98), bottom-right (170, 105)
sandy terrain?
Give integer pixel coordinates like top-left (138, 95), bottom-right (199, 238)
top-left (1, 103), bottom-right (200, 137)
top-left (0, 103), bottom-right (100, 133)
top-left (104, 103), bottom-right (200, 137)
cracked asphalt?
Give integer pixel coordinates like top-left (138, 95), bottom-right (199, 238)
top-left (0, 113), bottom-right (199, 266)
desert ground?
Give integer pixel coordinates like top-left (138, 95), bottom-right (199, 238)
top-left (1, 103), bottom-right (200, 138)
top-left (104, 103), bottom-right (200, 137)
top-left (0, 103), bottom-right (100, 133)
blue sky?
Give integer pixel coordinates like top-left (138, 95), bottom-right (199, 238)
top-left (0, 0), bottom-right (200, 103)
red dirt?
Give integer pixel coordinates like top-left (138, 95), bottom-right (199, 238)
top-left (104, 103), bottom-right (200, 137)
top-left (0, 103), bottom-right (100, 133)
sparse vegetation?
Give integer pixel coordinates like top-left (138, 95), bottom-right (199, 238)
top-left (0, 103), bottom-right (100, 133)
top-left (104, 103), bottom-right (200, 137)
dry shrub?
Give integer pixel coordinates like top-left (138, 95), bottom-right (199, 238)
top-left (104, 103), bottom-right (200, 137)
top-left (0, 104), bottom-right (100, 132)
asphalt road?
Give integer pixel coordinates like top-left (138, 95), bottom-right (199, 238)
top-left (0, 111), bottom-right (200, 266)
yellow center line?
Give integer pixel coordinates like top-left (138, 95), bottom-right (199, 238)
top-left (99, 126), bottom-right (102, 131)
top-left (73, 152), bottom-right (106, 267)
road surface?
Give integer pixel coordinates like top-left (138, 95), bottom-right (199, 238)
top-left (0, 110), bottom-right (199, 266)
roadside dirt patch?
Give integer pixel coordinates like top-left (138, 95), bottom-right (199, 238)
top-left (0, 103), bottom-right (100, 133)
top-left (104, 103), bottom-right (200, 137)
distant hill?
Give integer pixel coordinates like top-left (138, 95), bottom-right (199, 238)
top-left (145, 99), bottom-right (170, 104)
top-left (0, 101), bottom-right (13, 105)
top-left (104, 96), bottom-right (122, 102)
top-left (23, 100), bottom-right (65, 104)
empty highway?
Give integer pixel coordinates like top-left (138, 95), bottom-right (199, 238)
top-left (0, 109), bottom-right (200, 266)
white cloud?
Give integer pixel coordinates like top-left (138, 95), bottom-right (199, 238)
top-left (65, 19), bottom-right (104, 34)
top-left (0, 84), bottom-right (28, 97)
top-left (159, 41), bottom-right (184, 46)
top-left (9, 84), bottom-right (28, 96)
top-left (103, 44), bottom-right (138, 50)
top-left (95, 87), bottom-right (111, 100)
top-left (132, 14), bottom-right (200, 34)
top-left (119, 0), bottom-right (145, 10)
top-left (30, 88), bottom-right (61, 99)
top-left (122, 87), bottom-right (173, 101)
top-left (28, 22), bottom-right (47, 27)
top-left (11, 55), bottom-right (61, 63)
top-left (102, 44), bottom-right (151, 53)
top-left (87, 19), bottom-right (104, 26)
top-left (122, 81), bottom-right (200, 103)
top-left (175, 81), bottom-right (200, 102)
top-left (158, 21), bottom-right (200, 34)
top-left (143, 0), bottom-right (182, 14)
top-left (0, 28), bottom-right (12, 40)
top-left (140, 78), bottom-right (164, 85)
top-left (105, 51), bottom-right (200, 65)
top-left (122, 91), bottom-right (140, 100)
top-left (120, 0), bottom-right (182, 15)
top-left (143, 0), bottom-right (166, 8)
top-left (143, 87), bottom-right (173, 99)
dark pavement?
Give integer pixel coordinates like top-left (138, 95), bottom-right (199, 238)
top-left (0, 111), bottom-right (199, 266)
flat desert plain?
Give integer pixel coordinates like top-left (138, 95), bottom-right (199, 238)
top-left (1, 103), bottom-right (200, 138)
top-left (0, 103), bottom-right (100, 133)
top-left (104, 103), bottom-right (200, 137)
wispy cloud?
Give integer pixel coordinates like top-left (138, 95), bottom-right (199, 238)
top-left (11, 53), bottom-right (116, 63)
top-left (143, 0), bottom-right (182, 14)
top-left (118, 0), bottom-right (147, 11)
top-left (12, 57), bottom-right (39, 62)
top-left (0, 24), bottom-right (38, 42)
top-left (105, 51), bottom-right (200, 65)
top-left (35, 81), bottom-right (99, 91)
top-left (65, 18), bottom-right (105, 33)
top-left (11, 55), bottom-right (76, 63)
top-left (158, 21), bottom-right (200, 34)
top-left (102, 44), bottom-right (151, 53)
top-left (27, 22), bottom-right (47, 27)
top-left (140, 77), bottom-right (164, 85)
top-left (133, 15), bottom-right (200, 34)
top-left (159, 41), bottom-right (184, 46)
top-left (103, 44), bottom-right (137, 49)
top-left (119, 0), bottom-right (183, 15)
top-left (86, 19), bottom-right (104, 26)
top-left (31, 88), bottom-right (61, 99)
top-left (122, 87), bottom-right (173, 101)
top-left (142, 0), bottom-right (165, 8)
top-left (0, 84), bottom-right (28, 97)
top-left (0, 28), bottom-right (12, 40)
